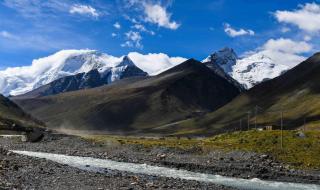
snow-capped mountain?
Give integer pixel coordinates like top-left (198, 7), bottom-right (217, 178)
top-left (0, 50), bottom-right (122, 96)
top-left (0, 50), bottom-right (182, 96)
top-left (14, 56), bottom-right (148, 98)
top-left (203, 48), bottom-right (290, 88)
top-left (0, 47), bottom-right (293, 96)
top-left (232, 52), bottom-right (289, 88)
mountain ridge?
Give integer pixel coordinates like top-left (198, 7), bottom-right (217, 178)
top-left (13, 59), bottom-right (241, 134)
top-left (173, 52), bottom-right (320, 135)
top-left (1, 47), bottom-right (297, 96)
top-left (14, 56), bottom-right (148, 98)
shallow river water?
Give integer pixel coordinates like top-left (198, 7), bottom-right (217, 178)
top-left (11, 150), bottom-right (320, 190)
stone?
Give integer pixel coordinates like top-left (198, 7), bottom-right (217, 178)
top-left (296, 131), bottom-right (306, 138)
top-left (24, 130), bottom-right (44, 142)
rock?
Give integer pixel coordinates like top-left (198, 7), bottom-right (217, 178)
top-left (260, 154), bottom-right (269, 160)
top-left (0, 148), bottom-right (8, 155)
top-left (296, 131), bottom-right (306, 138)
top-left (157, 153), bottom-right (167, 159)
top-left (24, 130), bottom-right (44, 142)
top-left (6, 152), bottom-right (12, 156)
top-left (146, 182), bottom-right (156, 188)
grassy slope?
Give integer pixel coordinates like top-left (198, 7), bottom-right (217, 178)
top-left (13, 59), bottom-right (240, 134)
top-left (171, 53), bottom-right (320, 135)
top-left (83, 130), bottom-right (320, 170)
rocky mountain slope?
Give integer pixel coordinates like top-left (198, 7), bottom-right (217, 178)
top-left (12, 59), bottom-right (241, 134)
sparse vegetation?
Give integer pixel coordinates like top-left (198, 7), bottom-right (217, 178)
top-left (83, 130), bottom-right (320, 170)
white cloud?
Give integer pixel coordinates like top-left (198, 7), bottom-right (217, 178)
top-left (111, 33), bottom-right (117, 37)
top-left (250, 38), bottom-right (312, 67)
top-left (262, 38), bottom-right (312, 54)
top-left (143, 3), bottom-right (180, 30)
top-left (304, 35), bottom-right (312, 41)
top-left (274, 2), bottom-right (320, 33)
top-left (121, 31), bottom-right (142, 48)
top-left (69, 4), bottom-right (99, 18)
top-left (128, 52), bottom-right (187, 75)
top-left (224, 23), bottom-right (255, 37)
top-left (132, 24), bottom-right (155, 35)
top-left (281, 27), bottom-right (291, 33)
top-left (122, 0), bottom-right (180, 30)
top-left (113, 22), bottom-right (121, 29)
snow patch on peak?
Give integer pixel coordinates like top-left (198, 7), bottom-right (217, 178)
top-left (233, 52), bottom-right (289, 88)
top-left (204, 48), bottom-right (290, 89)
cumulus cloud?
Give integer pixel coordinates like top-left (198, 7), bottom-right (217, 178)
top-left (121, 31), bottom-right (142, 48)
top-left (69, 4), bottom-right (99, 18)
top-left (224, 23), bottom-right (255, 37)
top-left (274, 2), bottom-right (320, 33)
top-left (262, 38), bottom-right (312, 54)
top-left (143, 3), bottom-right (180, 30)
top-left (111, 33), bottom-right (117, 37)
top-left (128, 52), bottom-right (187, 75)
top-left (113, 22), bottom-right (121, 29)
top-left (250, 38), bottom-right (312, 67)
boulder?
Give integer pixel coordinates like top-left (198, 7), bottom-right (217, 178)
top-left (23, 129), bottom-right (44, 142)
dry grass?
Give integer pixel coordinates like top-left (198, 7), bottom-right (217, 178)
top-left (83, 130), bottom-right (320, 170)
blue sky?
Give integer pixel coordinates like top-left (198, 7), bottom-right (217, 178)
top-left (0, 0), bottom-right (320, 68)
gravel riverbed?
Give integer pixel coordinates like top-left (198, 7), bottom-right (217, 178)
top-left (1, 132), bottom-right (319, 189)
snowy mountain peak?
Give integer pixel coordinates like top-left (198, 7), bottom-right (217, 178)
top-left (203, 48), bottom-right (289, 89)
top-left (117, 56), bottom-right (135, 67)
top-left (0, 50), bottom-right (130, 96)
top-left (203, 47), bottom-right (238, 73)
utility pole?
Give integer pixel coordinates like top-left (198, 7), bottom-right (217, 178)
top-left (254, 105), bottom-right (258, 130)
top-left (280, 109), bottom-right (283, 149)
top-left (239, 119), bottom-right (242, 131)
top-left (247, 112), bottom-right (250, 131)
